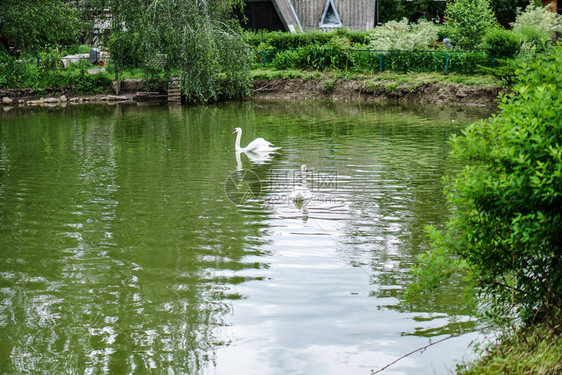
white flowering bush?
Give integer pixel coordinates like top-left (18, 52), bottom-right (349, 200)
top-left (511, 3), bottom-right (562, 39)
top-left (368, 18), bottom-right (440, 51)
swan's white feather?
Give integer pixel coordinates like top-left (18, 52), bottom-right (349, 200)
top-left (290, 185), bottom-right (312, 202)
top-left (233, 127), bottom-right (280, 153)
top-left (243, 138), bottom-right (275, 152)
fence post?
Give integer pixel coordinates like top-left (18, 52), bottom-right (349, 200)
top-left (263, 51), bottom-right (267, 67)
top-left (37, 56), bottom-right (40, 67)
top-left (445, 52), bottom-right (449, 75)
top-left (379, 53), bottom-right (383, 73)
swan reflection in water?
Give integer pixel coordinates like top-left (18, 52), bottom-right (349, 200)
top-left (235, 151), bottom-right (276, 171)
top-left (290, 164), bottom-right (312, 219)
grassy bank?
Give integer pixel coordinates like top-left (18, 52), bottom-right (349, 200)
top-left (458, 325), bottom-right (562, 374)
top-left (250, 70), bottom-right (502, 105)
top-left (251, 69), bottom-right (499, 87)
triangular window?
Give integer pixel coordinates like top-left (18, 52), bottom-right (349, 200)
top-left (320, 0), bottom-right (342, 28)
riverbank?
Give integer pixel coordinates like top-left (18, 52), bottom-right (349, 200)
top-left (252, 77), bottom-right (502, 106)
top-left (250, 71), bottom-right (503, 106)
top-left (1, 73), bottom-right (504, 109)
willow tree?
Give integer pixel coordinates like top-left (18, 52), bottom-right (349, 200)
top-left (102, 0), bottom-right (251, 103)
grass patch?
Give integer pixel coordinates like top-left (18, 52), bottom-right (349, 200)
top-left (251, 69), bottom-right (322, 80)
top-left (322, 77), bottom-right (339, 93)
top-left (251, 69), bottom-right (499, 88)
top-left (458, 325), bottom-right (562, 374)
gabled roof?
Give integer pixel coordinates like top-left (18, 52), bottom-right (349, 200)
top-left (272, 0), bottom-right (302, 32)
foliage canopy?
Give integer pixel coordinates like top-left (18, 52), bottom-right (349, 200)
top-left (412, 45), bottom-right (562, 325)
top-left (0, 0), bottom-right (83, 52)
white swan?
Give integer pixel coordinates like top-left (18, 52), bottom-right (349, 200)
top-left (290, 164), bottom-right (312, 202)
top-left (233, 127), bottom-right (279, 153)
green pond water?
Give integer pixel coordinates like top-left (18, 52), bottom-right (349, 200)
top-left (0, 101), bottom-right (494, 374)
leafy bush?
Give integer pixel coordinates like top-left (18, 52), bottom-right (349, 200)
top-left (516, 25), bottom-right (550, 45)
top-left (511, 3), bottom-right (562, 40)
top-left (481, 58), bottom-right (523, 86)
top-left (271, 40), bottom-right (355, 71)
top-left (0, 51), bottom-right (111, 92)
top-left (444, 0), bottom-right (498, 50)
top-left (483, 28), bottom-right (520, 59)
top-left (0, 54), bottom-right (38, 89)
top-left (268, 48), bottom-right (492, 74)
top-left (271, 50), bottom-right (299, 70)
top-left (368, 18), bottom-right (440, 51)
top-left (448, 51), bottom-right (491, 74)
top-left (412, 45), bottom-right (562, 325)
top-left (323, 36), bottom-right (356, 69)
top-left (361, 50), bottom-right (488, 74)
top-left (245, 29), bottom-right (370, 50)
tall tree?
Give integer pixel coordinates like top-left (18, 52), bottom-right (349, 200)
top-left (0, 0), bottom-right (82, 52)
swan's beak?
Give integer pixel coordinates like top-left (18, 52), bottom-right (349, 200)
top-left (232, 130), bottom-right (237, 134)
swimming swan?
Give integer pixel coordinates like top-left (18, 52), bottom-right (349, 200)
top-left (290, 164), bottom-right (312, 202)
top-left (233, 127), bottom-right (279, 153)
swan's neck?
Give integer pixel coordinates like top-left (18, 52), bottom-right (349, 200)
top-left (235, 131), bottom-right (242, 151)
top-left (301, 170), bottom-right (308, 187)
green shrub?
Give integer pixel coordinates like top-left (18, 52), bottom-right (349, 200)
top-left (481, 58), bottom-right (523, 86)
top-left (245, 29), bottom-right (370, 50)
top-left (272, 50), bottom-right (299, 70)
top-left (271, 42), bottom-right (356, 71)
top-left (0, 50), bottom-right (111, 93)
top-left (295, 45), bottom-right (325, 70)
top-left (0, 54), bottom-right (38, 89)
top-left (483, 28), bottom-right (520, 59)
top-left (516, 25), bottom-right (550, 44)
top-left (323, 36), bottom-right (356, 70)
top-left (412, 45), bottom-right (562, 325)
top-left (444, 0), bottom-right (498, 50)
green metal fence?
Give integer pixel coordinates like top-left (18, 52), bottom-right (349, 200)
top-left (253, 48), bottom-right (495, 75)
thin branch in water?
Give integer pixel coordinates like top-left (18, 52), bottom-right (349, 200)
top-left (371, 325), bottom-right (495, 374)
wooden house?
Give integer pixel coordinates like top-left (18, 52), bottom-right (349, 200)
top-left (239, 0), bottom-right (378, 32)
